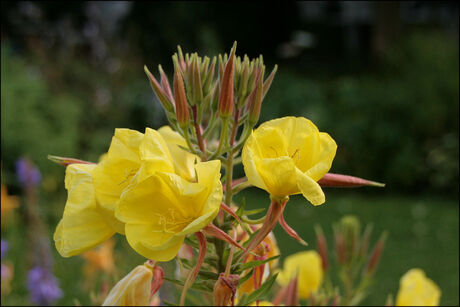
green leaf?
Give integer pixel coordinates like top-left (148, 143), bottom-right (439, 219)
top-left (234, 255), bottom-right (280, 273)
top-left (238, 269), bottom-right (254, 286)
top-left (198, 270), bottom-right (219, 280)
top-left (235, 197), bottom-right (246, 217)
top-left (238, 273), bottom-right (279, 306)
top-left (163, 300), bottom-right (179, 306)
top-left (163, 277), bottom-right (213, 293)
top-left (243, 208), bottom-right (266, 216)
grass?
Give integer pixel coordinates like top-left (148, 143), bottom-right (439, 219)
top-left (1, 189), bottom-right (458, 306)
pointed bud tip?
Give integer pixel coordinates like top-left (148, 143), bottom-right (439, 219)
top-left (370, 181), bottom-right (386, 187)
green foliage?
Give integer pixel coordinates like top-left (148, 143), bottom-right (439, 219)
top-left (263, 31), bottom-right (459, 197)
top-left (1, 46), bottom-right (81, 190)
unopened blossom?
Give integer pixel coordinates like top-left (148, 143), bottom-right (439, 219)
top-left (395, 269), bottom-right (441, 306)
top-left (116, 128), bottom-right (222, 261)
top-left (277, 250), bottom-right (323, 299)
top-left (242, 116), bottom-right (336, 205)
top-left (102, 261), bottom-right (162, 306)
top-left (27, 266), bottom-right (63, 306)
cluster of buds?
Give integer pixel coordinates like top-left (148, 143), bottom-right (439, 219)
top-left (313, 215), bottom-right (388, 305)
top-left (145, 42), bottom-right (277, 161)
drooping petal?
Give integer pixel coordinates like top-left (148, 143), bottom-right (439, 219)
top-left (296, 169), bottom-right (325, 206)
top-left (54, 164), bottom-right (114, 257)
top-left (158, 126), bottom-right (200, 182)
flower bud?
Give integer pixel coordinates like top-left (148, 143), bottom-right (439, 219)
top-left (314, 225), bottom-right (329, 271)
top-left (173, 69), bottom-right (190, 127)
top-left (144, 66), bottom-right (174, 113)
top-left (47, 155), bottom-right (94, 167)
top-left (213, 273), bottom-right (239, 306)
top-left (218, 42), bottom-right (236, 118)
top-left (102, 261), bottom-right (160, 306)
top-left (318, 173), bottom-right (385, 187)
top-left (365, 232), bottom-right (388, 276)
top-left (158, 65), bottom-right (174, 102)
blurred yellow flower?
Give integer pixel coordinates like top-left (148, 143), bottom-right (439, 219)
top-left (395, 268), bottom-right (441, 306)
top-left (102, 261), bottom-right (155, 306)
top-left (82, 239), bottom-right (115, 277)
top-left (277, 250), bottom-right (323, 299)
top-left (249, 301), bottom-right (274, 306)
top-left (1, 184), bottom-right (19, 224)
top-left (242, 116), bottom-right (336, 205)
top-left (239, 229), bottom-right (280, 296)
top-left (116, 128), bottom-right (222, 261)
top-left (54, 163), bottom-right (115, 257)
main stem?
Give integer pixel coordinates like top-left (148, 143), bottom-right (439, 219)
top-left (192, 105), bottom-right (207, 160)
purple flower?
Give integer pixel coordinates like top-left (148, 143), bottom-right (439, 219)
top-left (27, 266), bottom-right (62, 306)
top-left (1, 240), bottom-right (8, 260)
top-left (16, 158), bottom-right (42, 188)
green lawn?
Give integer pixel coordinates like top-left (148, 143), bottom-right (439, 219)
top-left (2, 190), bottom-right (458, 306)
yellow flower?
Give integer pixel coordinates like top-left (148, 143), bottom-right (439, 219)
top-left (115, 128), bottom-right (222, 261)
top-left (250, 301), bottom-right (274, 306)
top-left (238, 229), bottom-right (280, 296)
top-left (54, 163), bottom-right (115, 257)
top-left (1, 184), bottom-right (19, 226)
top-left (277, 250), bottom-right (323, 299)
top-left (396, 268), bottom-right (441, 306)
top-left (93, 126), bottom-right (198, 234)
top-left (242, 116), bottom-right (336, 205)
top-left (82, 239), bottom-right (115, 277)
top-left (102, 261), bottom-right (155, 306)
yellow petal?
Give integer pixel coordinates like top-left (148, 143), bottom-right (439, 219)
top-left (277, 250), bottom-right (323, 299)
top-left (125, 223), bottom-right (185, 261)
top-left (296, 169), bottom-right (325, 206)
top-left (92, 129), bottom-right (144, 234)
top-left (305, 132), bottom-right (337, 181)
top-left (158, 125), bottom-right (200, 181)
top-left (242, 134), bottom-right (267, 191)
top-left (102, 261), bottom-right (154, 306)
top-left (256, 157), bottom-right (298, 197)
top-left (55, 164), bottom-right (114, 257)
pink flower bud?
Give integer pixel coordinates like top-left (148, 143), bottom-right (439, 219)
top-left (218, 42), bottom-right (236, 118)
top-left (173, 69), bottom-right (190, 127)
top-left (318, 173), bottom-right (385, 188)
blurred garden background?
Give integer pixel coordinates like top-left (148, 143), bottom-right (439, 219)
top-left (1, 1), bottom-right (459, 305)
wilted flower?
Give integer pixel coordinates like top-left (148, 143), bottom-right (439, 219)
top-left (102, 260), bottom-right (163, 306)
top-left (277, 250), bottom-right (323, 299)
top-left (27, 266), bottom-right (63, 306)
top-left (213, 273), bottom-right (239, 306)
top-left (242, 116), bottom-right (336, 205)
top-left (395, 268), bottom-right (441, 306)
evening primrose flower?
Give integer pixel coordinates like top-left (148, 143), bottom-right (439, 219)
top-left (242, 116), bottom-right (336, 205)
top-left (277, 250), bottom-right (323, 299)
top-left (93, 126), bottom-right (199, 234)
top-left (395, 268), bottom-right (441, 306)
top-left (116, 128), bottom-right (222, 261)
